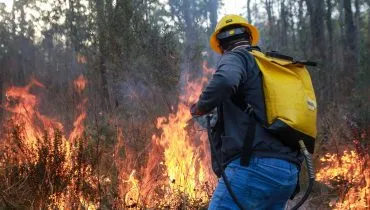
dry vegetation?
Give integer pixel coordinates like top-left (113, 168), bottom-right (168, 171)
top-left (1, 0), bottom-right (370, 209)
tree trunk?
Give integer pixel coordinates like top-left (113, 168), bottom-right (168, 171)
top-left (325, 0), bottom-right (334, 101)
top-left (11, 3), bottom-right (16, 36)
top-left (305, 0), bottom-right (326, 103)
top-left (367, 1), bottom-right (370, 61)
top-left (289, 0), bottom-right (297, 52)
top-left (298, 0), bottom-right (308, 57)
top-left (265, 0), bottom-right (275, 49)
top-left (279, 0), bottom-right (288, 51)
top-left (305, 0), bottom-right (326, 61)
top-left (338, 0), bottom-right (345, 72)
top-left (68, 0), bottom-right (77, 51)
top-left (18, 2), bottom-right (27, 85)
top-left (247, 0), bottom-right (252, 23)
top-left (325, 0), bottom-right (333, 63)
top-left (208, 0), bottom-right (219, 66)
top-left (113, 0), bottom-right (133, 66)
top-left (19, 3), bottom-right (26, 36)
top-left (96, 0), bottom-right (110, 111)
top-left (342, 0), bottom-right (357, 96)
top-left (354, 0), bottom-right (360, 67)
top-left (183, 0), bottom-right (201, 85)
top-left (209, 0), bottom-right (218, 32)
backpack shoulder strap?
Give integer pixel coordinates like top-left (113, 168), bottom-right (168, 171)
top-left (240, 105), bottom-right (257, 166)
top-left (228, 47), bottom-right (259, 167)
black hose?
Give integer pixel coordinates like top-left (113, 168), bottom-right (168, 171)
top-left (206, 115), bottom-right (246, 210)
top-left (290, 140), bottom-right (315, 210)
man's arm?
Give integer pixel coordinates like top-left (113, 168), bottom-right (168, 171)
top-left (192, 53), bottom-right (246, 116)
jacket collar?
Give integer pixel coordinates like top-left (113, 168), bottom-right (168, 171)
top-left (225, 41), bottom-right (250, 52)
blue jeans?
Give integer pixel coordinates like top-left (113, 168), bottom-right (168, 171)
top-left (208, 156), bottom-right (298, 210)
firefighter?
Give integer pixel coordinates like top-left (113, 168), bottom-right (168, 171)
top-left (190, 14), bottom-right (301, 209)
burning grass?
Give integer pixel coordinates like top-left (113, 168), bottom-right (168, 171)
top-left (0, 76), bottom-right (100, 208)
top-left (1, 65), bottom-right (369, 209)
top-left (0, 63), bottom-right (217, 209)
top-left (313, 110), bottom-right (370, 210)
top-left (316, 149), bottom-right (370, 209)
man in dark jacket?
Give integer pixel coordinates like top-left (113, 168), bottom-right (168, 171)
top-left (190, 14), bottom-right (300, 210)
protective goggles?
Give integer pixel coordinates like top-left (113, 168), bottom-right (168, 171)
top-left (216, 27), bottom-right (247, 40)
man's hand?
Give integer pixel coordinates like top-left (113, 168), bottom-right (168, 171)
top-left (190, 103), bottom-right (203, 116)
top-left (185, 117), bottom-right (196, 133)
top-left (186, 103), bottom-right (205, 133)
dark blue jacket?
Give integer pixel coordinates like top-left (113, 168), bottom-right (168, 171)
top-left (196, 46), bottom-right (302, 176)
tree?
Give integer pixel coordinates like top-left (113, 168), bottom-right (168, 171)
top-left (325, 0), bottom-right (334, 63)
top-left (247, 0), bottom-right (252, 23)
top-left (264, 0), bottom-right (276, 49)
top-left (297, 0), bottom-right (309, 57)
top-left (168, 0), bottom-right (209, 90)
top-left (367, 0), bottom-right (370, 63)
top-left (0, 4), bottom-right (9, 120)
top-left (95, 0), bottom-right (111, 111)
top-left (305, 0), bottom-right (326, 61)
top-left (342, 0), bottom-right (357, 96)
top-left (208, 0), bottom-right (220, 65)
top-left (279, 0), bottom-right (289, 52)
top-left (305, 0), bottom-right (326, 101)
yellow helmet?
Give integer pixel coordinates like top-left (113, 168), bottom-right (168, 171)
top-left (210, 14), bottom-right (259, 54)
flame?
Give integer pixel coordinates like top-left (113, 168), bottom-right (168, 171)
top-left (1, 62), bottom-right (218, 208)
top-left (76, 53), bottom-right (88, 64)
top-left (114, 127), bottom-right (141, 208)
top-left (1, 75), bottom-right (99, 209)
top-left (123, 170), bottom-right (140, 208)
top-left (69, 75), bottom-right (87, 142)
top-left (141, 61), bottom-right (216, 206)
top-left (74, 74), bottom-right (87, 93)
top-left (68, 98), bottom-right (87, 142)
top-left (3, 78), bottom-right (63, 163)
top-left (317, 150), bottom-right (370, 209)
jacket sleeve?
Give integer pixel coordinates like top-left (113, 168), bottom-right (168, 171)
top-left (196, 52), bottom-right (247, 114)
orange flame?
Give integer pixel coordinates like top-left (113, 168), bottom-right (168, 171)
top-left (68, 98), bottom-right (87, 142)
top-left (74, 74), bottom-right (87, 93)
top-left (1, 76), bottom-right (98, 209)
top-left (69, 75), bottom-right (87, 142)
top-left (123, 170), bottom-right (140, 208)
top-left (1, 61), bottom-right (218, 208)
top-left (317, 150), bottom-right (370, 209)
top-left (114, 127), bottom-right (141, 208)
top-left (3, 78), bottom-right (63, 163)
top-left (76, 53), bottom-right (88, 64)
top-left (141, 61), bottom-right (216, 206)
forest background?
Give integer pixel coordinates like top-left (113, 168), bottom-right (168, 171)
top-left (0, 0), bottom-right (369, 209)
